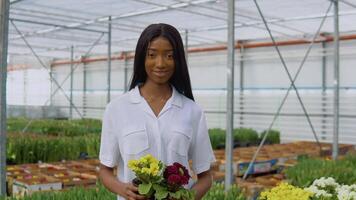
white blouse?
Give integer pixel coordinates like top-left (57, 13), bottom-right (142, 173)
top-left (99, 85), bottom-right (216, 200)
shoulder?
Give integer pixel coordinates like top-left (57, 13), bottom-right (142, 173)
top-left (104, 91), bottom-right (132, 114)
top-left (180, 94), bottom-right (204, 117)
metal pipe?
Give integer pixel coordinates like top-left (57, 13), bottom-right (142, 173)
top-left (70, 45), bottom-right (74, 119)
top-left (50, 33), bottom-right (356, 67)
top-left (322, 41), bottom-right (327, 91)
top-left (107, 16), bottom-right (112, 103)
top-left (9, 18), bottom-right (106, 34)
top-left (185, 29), bottom-right (188, 64)
top-left (124, 52), bottom-right (129, 92)
top-left (83, 58), bottom-right (87, 118)
top-left (332, 0), bottom-right (340, 160)
top-left (239, 43), bottom-right (244, 127)
top-left (0, 0), bottom-right (9, 196)
top-left (225, 0), bottom-right (235, 190)
top-left (321, 41), bottom-right (327, 141)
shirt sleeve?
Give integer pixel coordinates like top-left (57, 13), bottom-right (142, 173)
top-left (99, 104), bottom-right (120, 168)
top-left (189, 109), bottom-right (216, 175)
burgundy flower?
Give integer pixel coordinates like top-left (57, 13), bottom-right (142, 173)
top-left (173, 162), bottom-right (184, 169)
top-left (164, 165), bottom-right (178, 179)
top-left (164, 162), bottom-right (191, 187)
top-left (180, 175), bottom-right (189, 185)
top-left (167, 174), bottom-right (181, 185)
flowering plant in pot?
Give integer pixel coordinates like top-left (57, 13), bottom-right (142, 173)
top-left (128, 154), bottom-right (195, 200)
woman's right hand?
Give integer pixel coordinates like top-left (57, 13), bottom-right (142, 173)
top-left (119, 182), bottom-right (147, 200)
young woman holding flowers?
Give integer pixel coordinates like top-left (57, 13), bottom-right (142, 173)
top-left (99, 23), bottom-right (216, 200)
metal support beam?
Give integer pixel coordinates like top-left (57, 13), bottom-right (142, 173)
top-left (70, 45), bottom-right (74, 119)
top-left (83, 59), bottom-right (87, 118)
top-left (124, 52), bottom-right (129, 92)
top-left (10, 18), bottom-right (106, 35)
top-left (239, 43), bottom-right (244, 127)
top-left (49, 64), bottom-right (53, 106)
top-left (185, 29), bottom-right (188, 64)
top-left (321, 41), bottom-right (327, 141)
top-left (322, 42), bottom-right (327, 92)
top-left (332, 0), bottom-right (340, 160)
top-left (242, 0), bottom-right (332, 180)
top-left (225, 0), bottom-right (235, 190)
top-left (239, 43), bottom-right (244, 91)
top-left (107, 16), bottom-right (112, 103)
top-left (0, 0), bottom-right (9, 196)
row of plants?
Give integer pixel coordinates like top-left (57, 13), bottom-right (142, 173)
top-left (1, 184), bottom-right (116, 200)
top-left (259, 177), bottom-right (356, 200)
top-left (0, 183), bottom-right (246, 200)
top-left (256, 154), bottom-right (356, 200)
top-left (7, 133), bottom-right (100, 164)
top-left (209, 128), bottom-right (280, 149)
top-left (7, 118), bottom-right (102, 136)
top-left (202, 183), bottom-right (246, 200)
top-left (285, 155), bottom-right (356, 187)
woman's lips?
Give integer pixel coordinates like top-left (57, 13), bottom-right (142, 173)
top-left (153, 71), bottom-right (169, 77)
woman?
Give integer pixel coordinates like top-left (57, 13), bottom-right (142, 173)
top-left (99, 23), bottom-right (215, 200)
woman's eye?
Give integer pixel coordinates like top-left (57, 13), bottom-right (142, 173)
top-left (167, 54), bottom-right (173, 59)
top-left (148, 53), bottom-right (155, 58)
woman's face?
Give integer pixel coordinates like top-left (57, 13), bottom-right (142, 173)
top-left (144, 36), bottom-right (175, 86)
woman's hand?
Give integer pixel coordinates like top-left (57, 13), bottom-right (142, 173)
top-left (99, 164), bottom-right (147, 200)
top-left (118, 182), bottom-right (147, 200)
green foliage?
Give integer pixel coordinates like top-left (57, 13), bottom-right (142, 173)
top-left (233, 128), bottom-right (259, 145)
top-left (233, 128), bottom-right (259, 142)
top-left (260, 129), bottom-right (280, 144)
top-left (6, 133), bottom-right (100, 164)
top-left (202, 183), bottom-right (246, 200)
top-left (208, 128), bottom-right (262, 149)
top-left (286, 154), bottom-right (356, 187)
top-left (208, 128), bottom-right (226, 149)
top-left (2, 183), bottom-right (116, 200)
top-left (7, 118), bottom-right (102, 136)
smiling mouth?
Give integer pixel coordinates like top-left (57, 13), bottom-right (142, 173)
top-left (153, 71), bottom-right (169, 77)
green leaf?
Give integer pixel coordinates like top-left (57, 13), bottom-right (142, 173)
top-left (155, 189), bottom-right (169, 200)
top-left (170, 190), bottom-right (182, 199)
top-left (138, 182), bottom-right (152, 195)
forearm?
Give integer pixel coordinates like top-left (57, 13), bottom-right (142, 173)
top-left (99, 164), bottom-right (123, 196)
top-left (191, 170), bottom-right (213, 200)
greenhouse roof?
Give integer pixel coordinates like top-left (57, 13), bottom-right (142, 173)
top-left (8, 0), bottom-right (356, 58)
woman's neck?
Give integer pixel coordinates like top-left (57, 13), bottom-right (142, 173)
top-left (139, 81), bottom-right (172, 99)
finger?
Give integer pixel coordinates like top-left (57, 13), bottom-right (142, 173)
top-left (128, 184), bottom-right (138, 192)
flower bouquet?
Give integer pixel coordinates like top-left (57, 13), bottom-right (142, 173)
top-left (128, 154), bottom-right (195, 200)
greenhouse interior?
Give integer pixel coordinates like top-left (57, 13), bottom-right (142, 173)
top-left (1, 0), bottom-right (356, 199)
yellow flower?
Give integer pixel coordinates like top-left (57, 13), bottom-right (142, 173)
top-left (259, 182), bottom-right (313, 200)
top-left (128, 154), bottom-right (163, 178)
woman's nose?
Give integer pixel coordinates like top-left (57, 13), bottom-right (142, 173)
top-left (155, 55), bottom-right (165, 67)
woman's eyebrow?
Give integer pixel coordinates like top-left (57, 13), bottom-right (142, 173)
top-left (147, 48), bottom-right (173, 51)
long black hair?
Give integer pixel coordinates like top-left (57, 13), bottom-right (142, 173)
top-left (129, 23), bottom-right (194, 101)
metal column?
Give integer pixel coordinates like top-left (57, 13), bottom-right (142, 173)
top-left (107, 16), bottom-right (112, 103)
top-left (239, 43), bottom-right (244, 127)
top-left (185, 29), bottom-right (188, 63)
top-left (70, 46), bottom-right (74, 119)
top-left (225, 0), bottom-right (235, 190)
top-left (321, 41), bottom-right (327, 141)
top-left (332, 0), bottom-right (340, 160)
top-left (83, 59), bottom-right (87, 118)
top-left (124, 52), bottom-right (129, 92)
top-left (0, 0), bottom-right (9, 196)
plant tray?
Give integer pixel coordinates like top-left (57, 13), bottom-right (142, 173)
top-left (12, 174), bottom-right (62, 197)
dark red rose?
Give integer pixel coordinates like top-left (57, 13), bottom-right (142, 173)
top-left (167, 174), bottom-right (181, 185)
top-left (164, 165), bottom-right (178, 178)
top-left (173, 162), bottom-right (184, 169)
top-left (164, 162), bottom-right (191, 186)
top-left (180, 175), bottom-right (189, 185)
